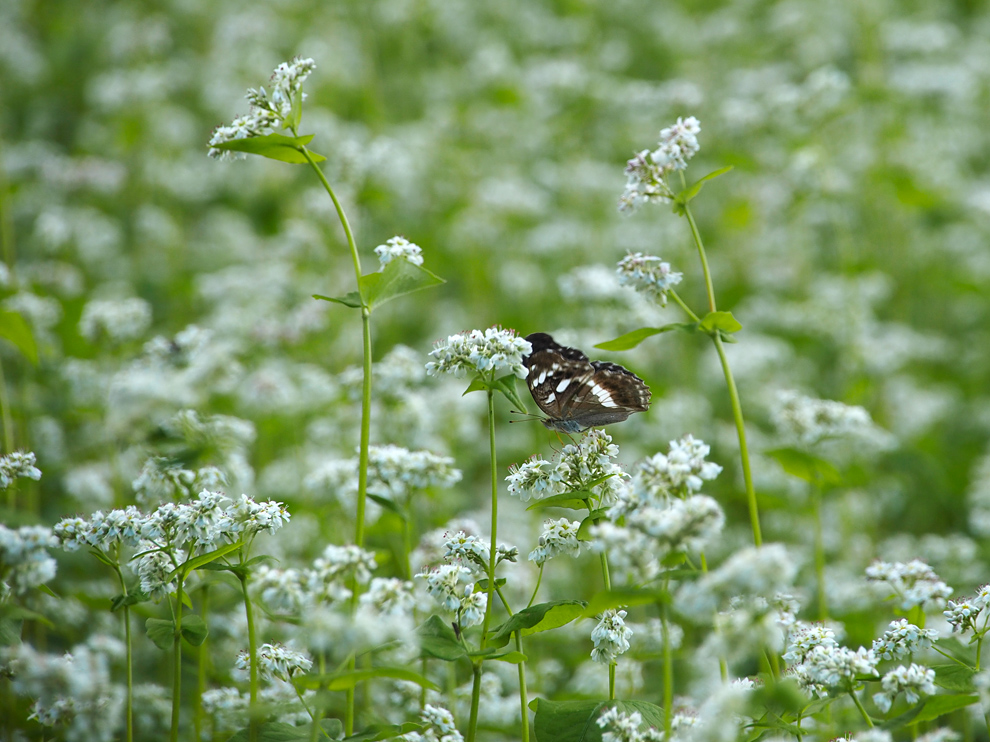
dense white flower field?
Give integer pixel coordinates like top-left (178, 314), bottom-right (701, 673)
top-left (3, 1), bottom-right (990, 740)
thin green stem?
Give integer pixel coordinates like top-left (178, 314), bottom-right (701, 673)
top-left (712, 334), bottom-right (761, 546)
top-left (467, 662), bottom-right (482, 742)
top-left (111, 563), bottom-right (133, 742)
top-left (194, 586), bottom-right (209, 742)
top-left (849, 690), bottom-right (874, 728)
top-left (0, 357), bottom-right (13, 455)
top-left (527, 563), bottom-right (544, 609)
top-left (239, 573), bottom-right (259, 742)
top-left (169, 574), bottom-right (185, 742)
top-left (661, 586), bottom-right (673, 739)
top-left (668, 289), bottom-right (700, 322)
top-left (811, 485), bottom-right (827, 621)
top-left (515, 631), bottom-right (530, 742)
top-left (682, 203), bottom-right (716, 313)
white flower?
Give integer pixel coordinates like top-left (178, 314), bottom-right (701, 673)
top-left (235, 643), bottom-right (312, 682)
top-left (771, 390), bottom-right (878, 446)
top-left (866, 559), bottom-right (952, 611)
top-left (872, 663), bottom-right (936, 713)
top-left (872, 619), bottom-right (938, 660)
top-left (417, 564), bottom-right (484, 624)
top-left (425, 327), bottom-right (531, 379)
top-left (0, 524), bottom-right (58, 594)
top-left (79, 297), bottom-right (152, 343)
top-left (627, 495), bottom-right (725, 556)
top-left (615, 253), bottom-right (683, 306)
top-left (630, 435), bottom-right (723, 502)
top-left (588, 523), bottom-right (660, 586)
top-left (375, 236), bottom-right (424, 267)
top-left (0, 451), bottom-right (42, 490)
top-left (618, 116), bottom-right (702, 212)
top-left (506, 457), bottom-right (562, 502)
top-left (398, 704), bottom-right (463, 741)
top-left (591, 609), bottom-right (633, 664)
top-left (794, 644), bottom-right (879, 695)
top-left (529, 519), bottom-right (582, 565)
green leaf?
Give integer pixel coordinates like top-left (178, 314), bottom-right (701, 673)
top-left (911, 693), bottom-right (979, 724)
top-left (531, 698), bottom-right (665, 742)
top-left (577, 509), bottom-right (609, 540)
top-left (0, 309), bottom-right (38, 365)
top-left (764, 448), bottom-right (842, 486)
top-left (594, 325), bottom-right (692, 352)
top-left (526, 491), bottom-right (592, 511)
top-left (180, 615), bottom-right (209, 646)
top-left (282, 93), bottom-right (303, 131)
top-left (0, 618), bottom-right (22, 646)
top-left (225, 719), bottom-right (343, 741)
top-left (492, 651), bottom-right (527, 664)
top-left (417, 615), bottom-right (467, 661)
top-left (343, 722), bottom-right (421, 741)
top-left (171, 541), bottom-right (243, 579)
top-left (673, 166), bottom-right (734, 208)
top-left (932, 663), bottom-right (976, 693)
top-left (87, 548), bottom-right (119, 569)
top-left (210, 133), bottom-right (326, 164)
top-left (583, 589), bottom-right (663, 617)
top-left (313, 292), bottom-right (363, 309)
top-left (698, 311), bottom-right (742, 334)
top-left (359, 259), bottom-right (445, 311)
top-left (295, 666), bottom-right (438, 692)
top-left (462, 376), bottom-right (489, 396)
top-left (111, 590), bottom-right (150, 612)
top-left (490, 601), bottom-right (587, 648)
top-left (367, 493), bottom-right (403, 515)
top-left (146, 617), bottom-right (176, 650)
top-left (493, 374), bottom-right (528, 412)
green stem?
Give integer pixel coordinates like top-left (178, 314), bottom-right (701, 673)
top-left (515, 631), bottom-right (530, 742)
top-left (112, 563), bottom-right (133, 742)
top-left (849, 690), bottom-right (874, 727)
top-left (812, 485), bottom-right (827, 620)
top-left (169, 574), bottom-right (185, 742)
top-left (527, 564), bottom-right (544, 609)
top-left (682, 202), bottom-right (716, 313)
top-left (300, 141), bottom-right (371, 739)
top-left (668, 289), bottom-right (700, 322)
top-left (467, 662), bottom-right (482, 742)
top-left (711, 334), bottom-right (761, 546)
top-left (661, 585), bottom-right (673, 739)
top-left (239, 573), bottom-right (259, 742)
top-left (194, 586), bottom-right (208, 742)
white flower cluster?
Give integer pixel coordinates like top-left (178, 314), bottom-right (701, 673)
top-left (0, 524), bottom-right (58, 595)
top-left (417, 564), bottom-right (487, 627)
top-left (425, 327), bottom-right (531, 379)
top-left (771, 390), bottom-right (877, 446)
top-left (591, 609), bottom-right (633, 664)
top-left (871, 618), bottom-right (938, 660)
top-left (398, 704), bottom-right (463, 742)
top-left (375, 236), bottom-right (424, 267)
top-left (943, 584), bottom-right (990, 634)
top-left (367, 444), bottom-right (462, 497)
top-left (872, 663), bottom-right (936, 713)
top-left (0, 451), bottom-right (42, 490)
top-left (794, 644), bottom-right (879, 698)
top-left (507, 429), bottom-right (627, 506)
top-left (596, 707), bottom-right (663, 742)
top-left (615, 253), bottom-right (683, 306)
top-left (529, 518), bottom-right (582, 565)
top-left (235, 642), bottom-right (312, 682)
top-left (254, 544), bottom-right (376, 613)
top-left (618, 116), bottom-right (701, 211)
top-left (208, 57), bottom-right (317, 159)
top-left (866, 559), bottom-right (952, 611)
top-left (631, 435), bottom-right (723, 501)
top-left (78, 297), bottom-right (152, 343)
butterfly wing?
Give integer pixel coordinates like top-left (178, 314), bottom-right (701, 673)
top-left (523, 333), bottom-right (596, 420)
top-left (557, 361), bottom-right (652, 428)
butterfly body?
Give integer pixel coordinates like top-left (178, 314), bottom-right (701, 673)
top-left (523, 332), bottom-right (651, 432)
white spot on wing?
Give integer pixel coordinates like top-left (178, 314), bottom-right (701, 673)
top-left (544, 392), bottom-right (556, 404)
top-left (555, 378), bottom-right (571, 393)
top-left (590, 383), bottom-right (618, 407)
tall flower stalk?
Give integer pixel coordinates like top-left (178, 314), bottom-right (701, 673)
top-left (609, 116), bottom-right (762, 546)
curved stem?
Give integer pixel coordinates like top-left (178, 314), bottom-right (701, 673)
top-left (849, 690), bottom-right (874, 728)
top-left (480, 387), bottom-right (499, 646)
top-left (712, 334), bottom-right (761, 546)
top-left (682, 204), bottom-right (716, 314)
top-left (527, 564), bottom-right (544, 609)
top-left (668, 289), bottom-right (700, 323)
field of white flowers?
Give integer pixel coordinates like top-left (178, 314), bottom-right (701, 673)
top-left (3, 0), bottom-right (990, 740)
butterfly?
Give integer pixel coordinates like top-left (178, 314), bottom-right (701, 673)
top-left (522, 332), bottom-right (651, 433)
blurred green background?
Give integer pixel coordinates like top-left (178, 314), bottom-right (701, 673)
top-left (4, 0), bottom-right (990, 619)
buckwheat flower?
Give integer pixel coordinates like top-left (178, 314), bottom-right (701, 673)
top-left (131, 457), bottom-right (196, 505)
top-left (771, 390), bottom-right (877, 446)
top-left (78, 297), bottom-right (152, 343)
top-left (417, 564), bottom-right (486, 626)
top-left (556, 429), bottom-right (628, 505)
top-left (0, 451), bottom-right (42, 489)
top-left (398, 703), bottom-right (463, 742)
top-left (797, 644), bottom-right (879, 694)
top-left (425, 327), bottom-right (531, 379)
top-left (618, 117), bottom-right (702, 212)
top-left (444, 531), bottom-right (491, 574)
top-left (588, 522), bottom-right (660, 586)
top-left (208, 57), bottom-right (317, 159)
top-left (529, 518), bottom-right (582, 565)
top-left (943, 599), bottom-right (980, 634)
top-left (360, 577), bottom-right (416, 616)
top-left (591, 609), bottom-right (633, 664)
top-left (628, 495), bottom-right (724, 556)
top-left (917, 730), bottom-right (960, 742)
top-left (171, 490), bottom-right (233, 548)
top-left (368, 444), bottom-right (462, 498)
top-left (866, 559), bottom-right (952, 611)
top-left (506, 456), bottom-right (562, 502)
top-left (872, 619), bottom-right (938, 660)
top-left (311, 544), bottom-right (376, 587)
top-left (254, 566), bottom-right (325, 613)
top-left (236, 643), bottom-right (312, 682)
top-left (596, 707), bottom-right (663, 742)
top-left (131, 540), bottom-right (179, 601)
top-left (853, 731), bottom-right (894, 742)
top-left (228, 494), bottom-right (290, 536)
top-left (615, 253), bottom-right (683, 306)
top-left (680, 544), bottom-right (798, 619)
top-left (872, 663), bottom-right (937, 713)
top-left (632, 435), bottom-right (722, 501)
top-left (783, 623), bottom-right (837, 665)
top-left (375, 236), bottom-right (424, 267)
top-left (0, 524), bottom-right (58, 594)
